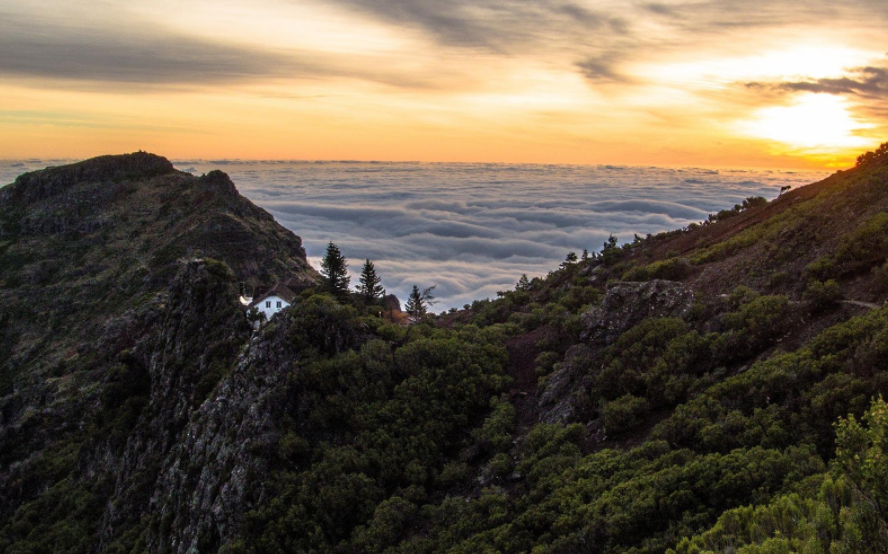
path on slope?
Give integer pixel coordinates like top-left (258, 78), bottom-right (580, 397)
top-left (842, 299), bottom-right (882, 310)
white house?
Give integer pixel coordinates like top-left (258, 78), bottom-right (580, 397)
top-left (249, 283), bottom-right (298, 320)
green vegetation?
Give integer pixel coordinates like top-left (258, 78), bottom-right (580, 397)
top-left (6, 147), bottom-right (888, 553)
top-left (223, 260), bottom-right (888, 553)
top-left (320, 241), bottom-right (350, 299)
top-left (357, 258), bottom-right (385, 304)
top-left (233, 302), bottom-right (510, 553)
top-left (405, 285), bottom-right (437, 318)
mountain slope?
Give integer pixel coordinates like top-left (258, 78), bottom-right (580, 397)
top-left (4, 147), bottom-right (888, 553)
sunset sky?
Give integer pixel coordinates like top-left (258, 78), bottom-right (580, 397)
top-left (2, 0), bottom-right (887, 168)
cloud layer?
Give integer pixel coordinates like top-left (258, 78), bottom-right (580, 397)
top-left (5, 0), bottom-right (887, 91)
top-left (169, 160), bottom-right (827, 310)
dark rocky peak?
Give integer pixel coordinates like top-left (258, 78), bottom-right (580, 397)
top-left (2, 152), bottom-right (176, 206)
top-left (197, 169), bottom-right (239, 197)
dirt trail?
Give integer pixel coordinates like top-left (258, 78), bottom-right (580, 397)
top-left (842, 300), bottom-right (882, 310)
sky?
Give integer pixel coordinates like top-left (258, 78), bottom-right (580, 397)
top-left (1, 0), bottom-right (888, 168)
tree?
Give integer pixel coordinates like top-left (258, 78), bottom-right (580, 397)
top-left (516, 274), bottom-right (531, 291)
top-left (581, 249), bottom-right (590, 261)
top-left (357, 259), bottom-right (385, 304)
top-left (321, 242), bottom-right (350, 299)
top-left (561, 252), bottom-right (578, 269)
top-left (405, 285), bottom-right (436, 319)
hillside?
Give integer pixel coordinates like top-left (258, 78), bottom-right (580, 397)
top-left (3, 147), bottom-right (888, 553)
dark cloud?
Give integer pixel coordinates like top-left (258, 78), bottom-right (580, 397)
top-left (0, 9), bottom-right (455, 89)
top-left (642, 3), bottom-right (678, 17)
top-left (744, 64), bottom-right (888, 124)
top-left (0, 13), bottom-right (319, 85)
top-left (4, 0), bottom-right (888, 93)
top-left (770, 66), bottom-right (888, 98)
top-left (326, 0), bottom-right (627, 52)
top-left (576, 54), bottom-right (628, 83)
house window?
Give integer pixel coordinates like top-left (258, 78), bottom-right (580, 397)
top-left (266, 301), bottom-right (271, 308)
top-left (276, 301), bottom-right (282, 308)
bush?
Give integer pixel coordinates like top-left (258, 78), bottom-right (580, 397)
top-left (873, 261), bottom-right (888, 290)
top-left (623, 257), bottom-right (692, 281)
top-left (805, 256), bottom-right (837, 282)
top-left (804, 279), bottom-right (841, 311)
top-left (604, 394), bottom-right (650, 435)
top-left (836, 212), bottom-right (888, 266)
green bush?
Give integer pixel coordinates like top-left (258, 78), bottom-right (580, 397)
top-left (804, 279), bottom-right (841, 311)
top-left (604, 394), bottom-right (650, 435)
top-left (836, 212), bottom-right (888, 266)
top-left (623, 257), bottom-right (692, 281)
top-left (873, 261), bottom-right (888, 290)
top-left (805, 256), bottom-right (836, 281)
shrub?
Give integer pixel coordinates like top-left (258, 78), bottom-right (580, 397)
top-left (623, 257), bottom-right (692, 281)
top-left (804, 279), bottom-right (841, 311)
top-left (805, 256), bottom-right (837, 282)
top-left (872, 261), bottom-right (888, 290)
top-left (603, 394), bottom-right (650, 435)
top-left (836, 212), bottom-right (888, 266)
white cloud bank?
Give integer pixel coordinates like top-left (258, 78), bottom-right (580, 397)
top-left (173, 160), bottom-right (828, 310)
top-left (0, 160), bottom-right (829, 311)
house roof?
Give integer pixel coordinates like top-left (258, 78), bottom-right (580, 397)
top-left (249, 283), bottom-right (297, 308)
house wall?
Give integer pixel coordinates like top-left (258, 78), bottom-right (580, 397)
top-left (257, 295), bottom-right (290, 319)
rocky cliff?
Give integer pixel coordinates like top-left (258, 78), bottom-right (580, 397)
top-left (0, 153), bottom-right (318, 552)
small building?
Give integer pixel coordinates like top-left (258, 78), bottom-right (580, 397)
top-left (249, 283), bottom-right (297, 320)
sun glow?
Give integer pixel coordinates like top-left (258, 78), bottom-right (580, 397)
top-left (739, 94), bottom-right (875, 152)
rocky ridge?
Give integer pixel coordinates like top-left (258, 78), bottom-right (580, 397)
top-left (0, 154), bottom-right (318, 552)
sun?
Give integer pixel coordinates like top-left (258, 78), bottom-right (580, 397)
top-left (739, 93), bottom-right (874, 153)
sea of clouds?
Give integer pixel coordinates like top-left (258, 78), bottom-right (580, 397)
top-left (1, 160), bottom-right (829, 311)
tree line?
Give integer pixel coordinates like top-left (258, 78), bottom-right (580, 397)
top-left (320, 241), bottom-right (436, 318)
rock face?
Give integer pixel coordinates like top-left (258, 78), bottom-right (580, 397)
top-left (94, 260), bottom-right (254, 550)
top-left (146, 324), bottom-right (295, 554)
top-left (581, 280), bottom-right (696, 344)
top-left (0, 154), bottom-right (319, 552)
top-left (77, 260), bottom-right (300, 554)
top-left (539, 280), bottom-right (695, 424)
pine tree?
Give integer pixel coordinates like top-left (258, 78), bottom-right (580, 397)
top-left (405, 285), bottom-right (424, 318)
top-left (357, 259), bottom-right (385, 304)
top-left (561, 251), bottom-right (578, 269)
top-left (516, 274), bottom-right (531, 291)
top-left (320, 242), bottom-right (350, 299)
top-left (405, 285), bottom-right (437, 319)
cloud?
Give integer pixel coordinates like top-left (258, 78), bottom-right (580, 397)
top-left (576, 54), bottom-right (629, 83)
top-left (764, 66), bottom-right (888, 98)
top-left (322, 0), bottom-right (626, 52)
top-left (167, 160), bottom-right (825, 310)
top-left (0, 6), bottom-right (459, 90)
top-left (742, 63), bottom-right (888, 127)
top-left (0, 12), bottom-right (315, 86)
top-left (7, 0), bottom-right (888, 96)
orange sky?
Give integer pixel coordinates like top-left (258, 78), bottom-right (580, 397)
top-left (2, 0), bottom-right (887, 169)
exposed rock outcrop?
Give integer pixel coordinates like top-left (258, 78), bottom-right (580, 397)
top-left (539, 280), bottom-right (695, 424)
top-left (581, 280), bottom-right (696, 344)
